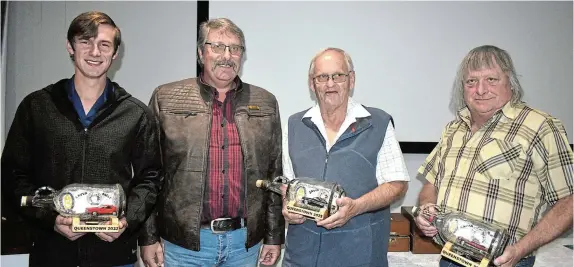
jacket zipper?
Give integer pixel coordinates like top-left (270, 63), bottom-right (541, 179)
top-left (81, 128), bottom-right (87, 183)
top-left (313, 122), bottom-right (368, 267)
top-left (319, 122), bottom-right (370, 181)
top-left (78, 127), bottom-right (87, 264)
top-left (321, 153), bottom-right (329, 180)
top-left (234, 112), bottom-right (249, 249)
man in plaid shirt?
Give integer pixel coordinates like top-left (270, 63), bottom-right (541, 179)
top-left (414, 45), bottom-right (573, 267)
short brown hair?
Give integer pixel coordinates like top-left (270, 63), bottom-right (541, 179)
top-left (67, 11), bottom-right (121, 55)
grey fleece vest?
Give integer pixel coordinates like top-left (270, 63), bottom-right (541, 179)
top-left (283, 106), bottom-right (393, 267)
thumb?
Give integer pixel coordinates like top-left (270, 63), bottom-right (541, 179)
top-left (258, 247), bottom-right (268, 262)
top-left (336, 197), bottom-right (351, 206)
top-left (493, 250), bottom-right (510, 266)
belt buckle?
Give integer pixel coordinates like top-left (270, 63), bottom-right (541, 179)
top-left (210, 218), bottom-right (231, 234)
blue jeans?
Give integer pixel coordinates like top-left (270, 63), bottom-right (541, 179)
top-left (439, 256), bottom-right (535, 267)
top-left (163, 227), bottom-right (262, 267)
top-left (114, 264), bottom-right (135, 267)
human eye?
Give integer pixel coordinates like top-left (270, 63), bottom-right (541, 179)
top-left (465, 78), bottom-right (477, 86)
top-left (231, 45), bottom-right (242, 53)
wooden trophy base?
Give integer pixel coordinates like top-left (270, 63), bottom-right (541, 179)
top-left (286, 201), bottom-right (328, 221)
top-left (441, 242), bottom-right (490, 267)
top-left (72, 217), bottom-right (120, 232)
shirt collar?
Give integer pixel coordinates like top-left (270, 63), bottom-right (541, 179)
top-left (198, 73), bottom-right (242, 97)
top-left (67, 76), bottom-right (114, 102)
top-left (302, 97), bottom-right (371, 121)
top-left (457, 101), bottom-right (524, 125)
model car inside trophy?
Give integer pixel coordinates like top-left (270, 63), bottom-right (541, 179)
top-left (21, 183), bottom-right (126, 232)
top-left (256, 176), bottom-right (346, 221)
top-left (413, 205), bottom-right (510, 267)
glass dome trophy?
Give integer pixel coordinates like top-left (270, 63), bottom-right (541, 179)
top-left (21, 183), bottom-right (126, 232)
top-left (256, 176), bottom-right (346, 221)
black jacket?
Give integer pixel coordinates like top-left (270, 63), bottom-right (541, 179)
top-left (1, 78), bottom-right (163, 267)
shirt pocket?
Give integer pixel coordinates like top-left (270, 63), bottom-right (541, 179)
top-left (245, 105), bottom-right (275, 118)
top-left (475, 139), bottom-right (524, 181)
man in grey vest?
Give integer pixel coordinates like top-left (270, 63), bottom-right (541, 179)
top-left (281, 47), bottom-right (410, 267)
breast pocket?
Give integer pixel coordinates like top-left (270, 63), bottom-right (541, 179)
top-left (243, 106), bottom-right (276, 148)
top-left (475, 139), bottom-right (524, 181)
top-left (246, 106), bottom-right (275, 119)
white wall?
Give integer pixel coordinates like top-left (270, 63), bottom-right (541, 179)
top-left (210, 1), bottom-right (573, 144)
top-left (1, 1), bottom-right (8, 152)
top-left (2, 1), bottom-right (197, 266)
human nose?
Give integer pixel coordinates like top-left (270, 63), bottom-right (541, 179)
top-left (222, 46), bottom-right (232, 59)
top-left (476, 80), bottom-right (487, 95)
top-left (326, 76), bottom-right (335, 87)
top-left (89, 43), bottom-right (101, 57)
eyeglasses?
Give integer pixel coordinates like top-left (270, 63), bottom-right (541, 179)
top-left (75, 39), bottom-right (113, 53)
top-left (205, 42), bottom-right (244, 56)
top-left (313, 72), bottom-right (352, 83)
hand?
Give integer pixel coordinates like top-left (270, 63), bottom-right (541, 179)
top-left (54, 215), bottom-right (86, 241)
top-left (493, 245), bottom-right (524, 267)
top-left (259, 244), bottom-right (281, 266)
top-left (316, 197), bottom-right (359, 229)
top-left (141, 241), bottom-right (164, 267)
top-left (280, 184), bottom-right (306, 224)
top-left (414, 203), bottom-right (438, 237)
top-left (94, 217), bottom-right (128, 242)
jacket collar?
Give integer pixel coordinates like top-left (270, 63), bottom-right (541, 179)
top-left (46, 77), bottom-right (132, 117)
top-left (197, 73), bottom-right (244, 101)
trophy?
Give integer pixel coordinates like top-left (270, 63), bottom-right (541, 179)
top-left (21, 183), bottom-right (126, 232)
top-left (413, 205), bottom-right (510, 267)
top-left (256, 176), bottom-right (346, 221)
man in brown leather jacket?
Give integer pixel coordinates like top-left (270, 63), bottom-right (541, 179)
top-left (139, 18), bottom-right (285, 267)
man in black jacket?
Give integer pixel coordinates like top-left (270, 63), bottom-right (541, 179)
top-left (1, 11), bottom-right (163, 267)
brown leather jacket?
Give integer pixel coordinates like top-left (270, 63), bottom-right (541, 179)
top-left (139, 77), bottom-right (285, 251)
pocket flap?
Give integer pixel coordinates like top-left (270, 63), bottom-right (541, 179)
top-left (476, 139), bottom-right (523, 180)
top-left (245, 105), bottom-right (275, 117)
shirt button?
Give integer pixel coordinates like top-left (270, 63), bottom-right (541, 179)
top-left (221, 145), bottom-right (225, 149)
top-left (222, 170), bottom-right (225, 174)
top-left (221, 123), bottom-right (224, 127)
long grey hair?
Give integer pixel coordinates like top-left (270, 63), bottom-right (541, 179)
top-left (449, 45), bottom-right (524, 114)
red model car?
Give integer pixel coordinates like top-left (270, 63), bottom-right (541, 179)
top-left (86, 205), bottom-right (117, 216)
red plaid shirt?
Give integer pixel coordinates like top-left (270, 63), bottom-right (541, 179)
top-left (201, 80), bottom-right (245, 222)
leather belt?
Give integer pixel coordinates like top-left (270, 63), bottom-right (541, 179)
top-left (201, 218), bottom-right (243, 234)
